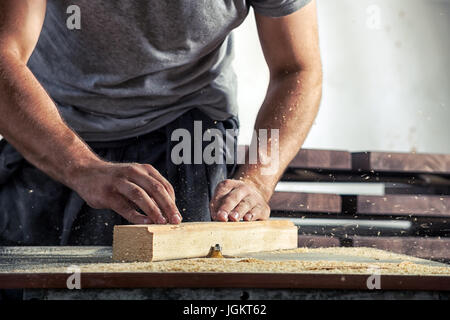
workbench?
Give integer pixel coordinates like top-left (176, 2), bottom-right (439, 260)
top-left (1, 246), bottom-right (449, 300)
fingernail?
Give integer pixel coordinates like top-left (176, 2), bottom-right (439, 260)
top-left (246, 214), bottom-right (253, 221)
top-left (230, 211), bottom-right (239, 221)
top-left (172, 214), bottom-right (181, 224)
top-left (158, 216), bottom-right (167, 224)
top-left (143, 218), bottom-right (151, 224)
top-left (218, 210), bottom-right (228, 221)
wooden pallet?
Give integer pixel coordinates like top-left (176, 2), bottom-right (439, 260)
top-left (265, 148), bottom-right (450, 262)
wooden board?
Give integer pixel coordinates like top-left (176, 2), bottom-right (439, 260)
top-left (289, 149), bottom-right (352, 170)
top-left (238, 146), bottom-right (351, 171)
top-left (352, 151), bottom-right (450, 174)
top-left (112, 221), bottom-right (298, 262)
top-left (2, 272), bottom-right (450, 291)
top-left (351, 236), bottom-right (450, 261)
top-left (2, 272), bottom-right (449, 291)
top-left (269, 192), bottom-right (341, 213)
top-left (356, 195), bottom-right (450, 217)
top-left (297, 235), bottom-right (340, 248)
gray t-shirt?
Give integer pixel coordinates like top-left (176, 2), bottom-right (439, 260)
top-left (28, 0), bottom-right (311, 141)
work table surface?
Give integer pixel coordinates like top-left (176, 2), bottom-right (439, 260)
top-left (1, 246), bottom-right (449, 291)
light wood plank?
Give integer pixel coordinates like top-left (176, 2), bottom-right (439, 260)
top-left (113, 221), bottom-right (298, 262)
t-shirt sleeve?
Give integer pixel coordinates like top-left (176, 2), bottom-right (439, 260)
top-left (249, 0), bottom-right (312, 18)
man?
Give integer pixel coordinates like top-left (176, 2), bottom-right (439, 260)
top-left (0, 0), bottom-right (322, 245)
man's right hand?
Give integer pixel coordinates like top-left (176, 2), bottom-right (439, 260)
top-left (66, 161), bottom-right (182, 225)
top-left (0, 1), bottom-right (181, 225)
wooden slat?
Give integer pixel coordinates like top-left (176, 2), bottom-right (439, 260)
top-left (352, 151), bottom-right (450, 174)
top-left (1, 272), bottom-right (449, 291)
top-left (269, 192), bottom-right (342, 213)
top-left (238, 146), bottom-right (352, 171)
top-left (113, 221), bottom-right (297, 262)
top-left (356, 195), bottom-right (450, 217)
top-left (289, 149), bottom-right (351, 170)
top-left (297, 235), bottom-right (340, 248)
top-left (351, 236), bottom-right (450, 261)
top-left (271, 192), bottom-right (450, 219)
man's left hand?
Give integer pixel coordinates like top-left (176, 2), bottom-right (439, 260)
top-left (210, 179), bottom-right (271, 222)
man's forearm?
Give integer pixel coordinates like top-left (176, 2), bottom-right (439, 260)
top-left (0, 50), bottom-right (101, 187)
top-left (234, 68), bottom-right (322, 200)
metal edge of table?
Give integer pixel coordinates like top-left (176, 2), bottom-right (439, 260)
top-left (1, 272), bottom-right (449, 291)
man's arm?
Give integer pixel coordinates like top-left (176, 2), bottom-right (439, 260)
top-left (210, 0), bottom-right (322, 221)
top-left (0, 0), bottom-right (181, 225)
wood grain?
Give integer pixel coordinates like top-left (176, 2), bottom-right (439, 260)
top-left (238, 146), bottom-right (352, 171)
top-left (289, 149), bottom-right (352, 170)
top-left (1, 272), bottom-right (448, 291)
top-left (113, 221), bottom-right (298, 262)
top-left (297, 235), bottom-right (340, 248)
top-left (352, 151), bottom-right (450, 174)
top-left (269, 192), bottom-right (341, 213)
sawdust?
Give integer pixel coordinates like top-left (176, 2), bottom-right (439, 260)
top-left (19, 258), bottom-right (450, 275)
top-left (3, 247), bottom-right (449, 275)
top-left (8, 257), bottom-right (450, 276)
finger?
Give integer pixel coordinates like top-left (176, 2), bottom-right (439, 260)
top-left (116, 181), bottom-right (167, 224)
top-left (122, 163), bottom-right (176, 205)
top-left (141, 164), bottom-right (176, 201)
top-left (110, 196), bottom-right (153, 225)
top-left (210, 180), bottom-right (236, 211)
top-left (128, 174), bottom-right (181, 224)
top-left (216, 186), bottom-right (250, 221)
top-left (229, 196), bottom-right (257, 222)
top-left (210, 203), bottom-right (229, 222)
top-left (210, 180), bottom-right (238, 221)
top-left (243, 205), bottom-right (271, 221)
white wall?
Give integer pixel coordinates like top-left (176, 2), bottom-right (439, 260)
top-left (233, 0), bottom-right (450, 154)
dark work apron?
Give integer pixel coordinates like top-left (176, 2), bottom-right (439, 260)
top-left (0, 109), bottom-right (238, 246)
